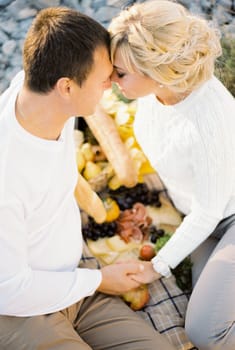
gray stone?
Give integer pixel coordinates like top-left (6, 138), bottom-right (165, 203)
top-left (219, 0), bottom-right (233, 9)
top-left (2, 39), bottom-right (16, 55)
top-left (18, 7), bottom-right (37, 20)
top-left (33, 0), bottom-right (60, 9)
top-left (0, 20), bottom-right (18, 35)
top-left (5, 65), bottom-right (21, 82)
top-left (214, 5), bottom-right (233, 25)
top-left (0, 0), bottom-right (11, 6)
top-left (107, 0), bottom-right (126, 7)
top-left (0, 80), bottom-right (9, 93)
top-left (94, 6), bottom-right (119, 22)
top-left (0, 29), bottom-right (8, 44)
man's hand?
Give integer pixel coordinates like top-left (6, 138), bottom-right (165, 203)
top-left (129, 261), bottom-right (161, 284)
top-left (97, 262), bottom-right (144, 295)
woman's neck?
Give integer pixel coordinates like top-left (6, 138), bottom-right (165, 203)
top-left (156, 88), bottom-right (191, 106)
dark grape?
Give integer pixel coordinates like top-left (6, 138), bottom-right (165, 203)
top-left (107, 230), bottom-right (115, 237)
top-left (156, 229), bottom-right (165, 237)
top-left (82, 217), bottom-right (118, 241)
top-left (108, 184), bottom-right (164, 208)
top-left (149, 226), bottom-right (165, 243)
top-left (150, 232), bottom-right (158, 244)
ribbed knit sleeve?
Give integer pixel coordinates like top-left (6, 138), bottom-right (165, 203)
top-left (153, 80), bottom-right (235, 268)
top-left (135, 78), bottom-right (235, 269)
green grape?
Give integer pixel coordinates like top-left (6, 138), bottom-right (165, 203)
top-left (155, 234), bottom-right (171, 251)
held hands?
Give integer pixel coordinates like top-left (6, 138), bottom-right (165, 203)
top-left (98, 262), bottom-right (144, 295)
top-left (98, 261), bottom-right (161, 295)
top-left (129, 261), bottom-right (161, 284)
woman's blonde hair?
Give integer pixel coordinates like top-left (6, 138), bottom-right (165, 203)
top-left (109, 0), bottom-right (222, 93)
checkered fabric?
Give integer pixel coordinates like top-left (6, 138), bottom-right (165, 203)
top-left (79, 242), bottom-right (197, 350)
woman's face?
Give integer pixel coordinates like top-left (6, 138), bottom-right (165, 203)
top-left (111, 48), bottom-right (157, 100)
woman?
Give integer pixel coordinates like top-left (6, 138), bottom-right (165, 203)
top-left (109, 1), bottom-right (235, 349)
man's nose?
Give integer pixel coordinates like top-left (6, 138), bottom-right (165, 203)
top-left (103, 78), bottom-right (112, 90)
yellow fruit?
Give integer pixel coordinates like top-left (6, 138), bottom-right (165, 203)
top-left (81, 142), bottom-right (94, 162)
top-left (76, 149), bottom-right (86, 173)
top-left (122, 284), bottom-right (150, 310)
top-left (125, 136), bottom-right (139, 150)
top-left (83, 161), bottom-right (102, 180)
top-left (108, 175), bottom-right (122, 190)
top-left (117, 125), bottom-right (134, 141)
top-left (139, 161), bottom-right (156, 176)
top-left (137, 174), bottom-right (144, 183)
top-left (103, 197), bottom-right (120, 222)
top-left (91, 145), bottom-right (106, 162)
top-left (74, 129), bottom-right (84, 148)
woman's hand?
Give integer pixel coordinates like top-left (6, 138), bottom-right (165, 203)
top-left (98, 262), bottom-right (144, 295)
top-left (129, 261), bottom-right (162, 284)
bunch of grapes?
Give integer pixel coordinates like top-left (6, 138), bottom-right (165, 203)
top-left (107, 183), bottom-right (162, 210)
top-left (82, 217), bottom-right (117, 241)
top-left (149, 225), bottom-right (165, 244)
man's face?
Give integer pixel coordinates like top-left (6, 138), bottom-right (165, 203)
top-left (71, 46), bottom-right (113, 116)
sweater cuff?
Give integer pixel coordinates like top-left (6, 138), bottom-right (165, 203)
top-left (151, 255), bottom-right (172, 278)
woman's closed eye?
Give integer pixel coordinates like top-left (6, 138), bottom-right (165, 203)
top-left (116, 71), bottom-right (126, 78)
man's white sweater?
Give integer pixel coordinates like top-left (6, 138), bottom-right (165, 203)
top-left (0, 72), bottom-right (101, 316)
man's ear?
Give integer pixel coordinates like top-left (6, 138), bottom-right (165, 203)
top-left (56, 77), bottom-right (72, 98)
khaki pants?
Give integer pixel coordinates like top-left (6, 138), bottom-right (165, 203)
top-left (0, 292), bottom-right (175, 350)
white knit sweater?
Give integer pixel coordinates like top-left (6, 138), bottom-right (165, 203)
top-left (0, 72), bottom-right (101, 316)
top-left (134, 76), bottom-right (235, 269)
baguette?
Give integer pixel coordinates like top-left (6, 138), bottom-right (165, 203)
top-left (84, 105), bottom-right (138, 188)
top-left (74, 172), bottom-right (107, 223)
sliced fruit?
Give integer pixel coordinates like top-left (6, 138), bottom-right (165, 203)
top-left (87, 238), bottom-right (110, 256)
top-left (76, 149), bottom-right (86, 173)
top-left (108, 174), bottom-right (122, 190)
top-left (91, 145), bottom-right (106, 162)
top-left (81, 142), bottom-right (94, 162)
top-left (103, 198), bottom-right (120, 222)
top-left (83, 161), bottom-right (102, 181)
top-left (139, 161), bottom-right (156, 176)
top-left (106, 235), bottom-right (132, 252)
top-left (74, 129), bottom-right (84, 149)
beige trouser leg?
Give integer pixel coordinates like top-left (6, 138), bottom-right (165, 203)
top-left (186, 222), bottom-right (235, 350)
top-left (0, 292), bottom-right (175, 350)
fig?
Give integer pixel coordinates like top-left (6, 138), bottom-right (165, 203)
top-left (139, 244), bottom-right (156, 261)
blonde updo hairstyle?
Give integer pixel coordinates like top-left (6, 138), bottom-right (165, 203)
top-left (109, 0), bottom-right (222, 93)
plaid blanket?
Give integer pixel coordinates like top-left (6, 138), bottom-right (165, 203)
top-left (79, 242), bottom-right (197, 350)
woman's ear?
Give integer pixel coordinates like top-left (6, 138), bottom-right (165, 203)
top-left (56, 77), bottom-right (72, 98)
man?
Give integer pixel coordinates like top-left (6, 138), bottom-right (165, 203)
top-left (0, 7), bottom-right (175, 349)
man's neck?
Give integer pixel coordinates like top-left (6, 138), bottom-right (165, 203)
top-left (15, 88), bottom-right (68, 141)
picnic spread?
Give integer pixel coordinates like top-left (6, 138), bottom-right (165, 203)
top-left (75, 87), bottom-right (196, 350)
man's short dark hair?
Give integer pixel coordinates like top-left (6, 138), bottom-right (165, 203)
top-left (23, 7), bottom-right (110, 93)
